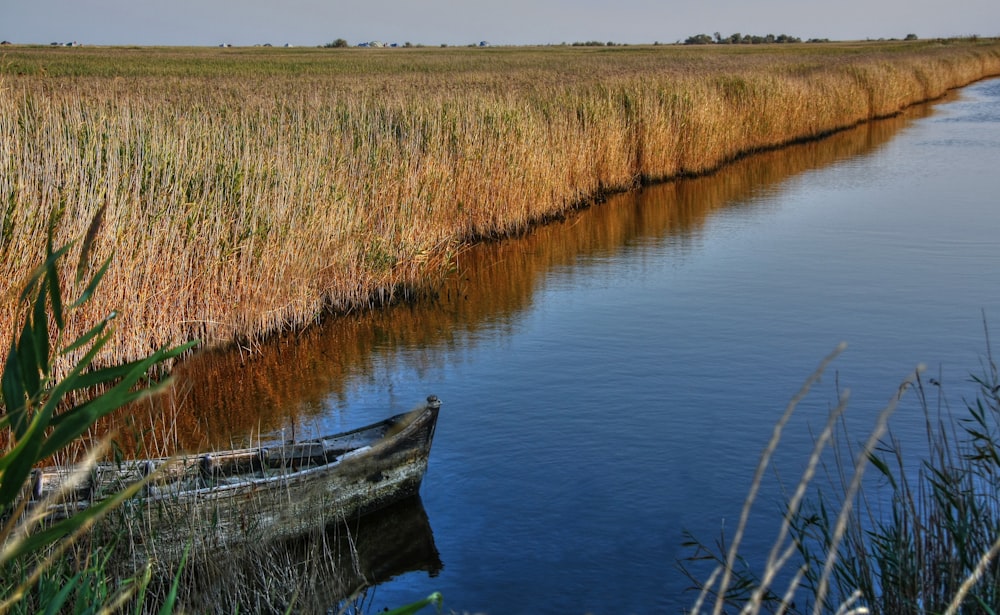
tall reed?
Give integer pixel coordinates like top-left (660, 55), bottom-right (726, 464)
top-left (2, 41), bottom-right (1000, 368)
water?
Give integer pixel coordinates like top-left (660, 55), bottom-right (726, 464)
top-left (164, 78), bottom-right (1000, 614)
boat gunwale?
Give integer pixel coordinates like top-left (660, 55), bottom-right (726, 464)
top-left (27, 401), bottom-right (440, 508)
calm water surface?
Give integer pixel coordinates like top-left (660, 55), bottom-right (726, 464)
top-left (166, 78), bottom-right (1000, 614)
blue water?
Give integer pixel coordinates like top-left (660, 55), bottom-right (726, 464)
top-left (188, 78), bottom-right (1000, 614)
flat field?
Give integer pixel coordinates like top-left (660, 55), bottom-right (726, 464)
top-left (3, 40), bottom-right (1000, 365)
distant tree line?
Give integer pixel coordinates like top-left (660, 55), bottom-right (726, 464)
top-left (684, 32), bottom-right (804, 45)
top-left (570, 41), bottom-right (626, 47)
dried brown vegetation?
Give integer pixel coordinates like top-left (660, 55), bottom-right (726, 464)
top-left (2, 41), bottom-right (1000, 367)
top-left (117, 104), bottom-right (927, 454)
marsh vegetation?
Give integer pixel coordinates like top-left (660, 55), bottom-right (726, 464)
top-left (4, 42), bottom-right (1000, 613)
top-left (2, 40), bottom-right (1000, 370)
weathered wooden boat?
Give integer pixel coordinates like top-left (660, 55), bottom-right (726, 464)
top-left (26, 395), bottom-right (441, 559)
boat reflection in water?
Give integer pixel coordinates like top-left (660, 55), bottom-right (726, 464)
top-left (171, 496), bottom-right (442, 614)
top-left (331, 496), bottom-right (444, 614)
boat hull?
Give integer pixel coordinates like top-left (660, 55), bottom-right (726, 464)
top-left (26, 399), bottom-right (441, 561)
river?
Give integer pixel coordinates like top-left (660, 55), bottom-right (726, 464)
top-left (159, 77), bottom-right (1000, 614)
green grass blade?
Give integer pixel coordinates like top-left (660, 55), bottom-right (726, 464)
top-left (59, 318), bottom-right (111, 358)
top-left (17, 244), bottom-right (71, 305)
top-left (70, 256), bottom-right (113, 310)
top-left (974, 594), bottom-right (997, 615)
top-left (0, 411), bottom-right (49, 506)
top-left (1, 338), bottom-right (28, 434)
top-left (33, 273), bottom-right (52, 374)
top-left (157, 544), bottom-right (190, 615)
top-left (75, 206), bottom-right (106, 285)
top-left (42, 572), bottom-right (82, 615)
top-left (383, 592), bottom-right (443, 615)
top-left (40, 342), bottom-right (195, 459)
top-left (61, 349), bottom-right (159, 393)
top-left (867, 452), bottom-right (898, 490)
top-left (15, 316), bottom-right (41, 403)
top-left (60, 339), bottom-right (195, 393)
top-left (130, 563), bottom-right (154, 615)
top-left (45, 246), bottom-right (65, 332)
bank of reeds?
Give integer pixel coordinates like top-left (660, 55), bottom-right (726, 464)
top-left (125, 108), bottom-right (924, 454)
top-left (3, 41), bottom-right (1000, 367)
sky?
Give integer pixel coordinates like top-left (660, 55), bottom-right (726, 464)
top-left (2, 0), bottom-right (998, 47)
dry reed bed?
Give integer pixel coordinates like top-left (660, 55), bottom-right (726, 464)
top-left (2, 41), bottom-right (1000, 368)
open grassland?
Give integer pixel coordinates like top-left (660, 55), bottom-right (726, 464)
top-left (3, 40), bottom-right (1000, 366)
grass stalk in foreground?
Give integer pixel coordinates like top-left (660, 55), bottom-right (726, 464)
top-left (683, 330), bottom-right (1000, 613)
top-left (0, 213), bottom-right (194, 613)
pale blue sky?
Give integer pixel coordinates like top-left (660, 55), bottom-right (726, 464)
top-left (2, 0), bottom-right (997, 47)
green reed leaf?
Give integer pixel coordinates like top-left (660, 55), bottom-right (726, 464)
top-left (70, 256), bottom-right (113, 310)
top-left (383, 592), bottom-right (443, 615)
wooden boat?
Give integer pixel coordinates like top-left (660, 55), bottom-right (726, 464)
top-left (26, 395), bottom-right (442, 559)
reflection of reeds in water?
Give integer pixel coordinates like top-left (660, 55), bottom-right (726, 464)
top-left (1, 42), bottom-right (999, 372)
top-left (106, 101), bottom-right (928, 454)
top-left (131, 496), bottom-right (441, 614)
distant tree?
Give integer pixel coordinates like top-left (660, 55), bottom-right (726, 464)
top-left (684, 31), bottom-right (802, 46)
top-left (324, 38), bottom-right (348, 48)
top-left (905, 33), bottom-right (919, 40)
top-left (684, 33), bottom-right (714, 45)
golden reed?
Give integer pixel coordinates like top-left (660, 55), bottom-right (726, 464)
top-left (2, 40), bottom-right (999, 368)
